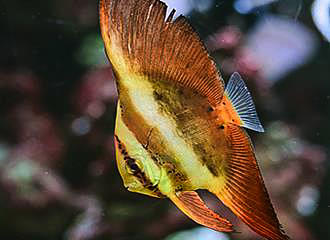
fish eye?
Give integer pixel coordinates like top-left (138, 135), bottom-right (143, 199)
top-left (130, 163), bottom-right (139, 171)
top-left (125, 158), bottom-right (143, 175)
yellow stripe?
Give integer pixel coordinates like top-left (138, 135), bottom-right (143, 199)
top-left (109, 40), bottom-right (226, 193)
top-left (120, 74), bottom-right (218, 192)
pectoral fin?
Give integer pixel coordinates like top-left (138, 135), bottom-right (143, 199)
top-left (215, 125), bottom-right (289, 240)
top-left (170, 191), bottom-right (233, 232)
top-left (224, 72), bottom-right (264, 132)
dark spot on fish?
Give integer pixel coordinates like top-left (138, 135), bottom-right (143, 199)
top-left (126, 157), bottom-right (137, 170)
top-left (146, 185), bottom-right (157, 191)
top-left (130, 163), bottom-right (139, 172)
top-left (153, 91), bottom-right (163, 101)
top-left (176, 185), bottom-right (183, 192)
top-left (207, 163), bottom-right (219, 177)
top-left (207, 106), bottom-right (214, 112)
top-left (115, 135), bottom-right (125, 150)
top-left (114, 135), bottom-right (120, 142)
top-left (151, 155), bottom-right (161, 165)
top-left (123, 155), bottom-right (140, 174)
top-left (218, 125), bottom-right (224, 130)
top-left (173, 171), bottom-right (187, 182)
top-left (185, 61), bottom-right (192, 69)
top-left (232, 119), bottom-right (235, 122)
top-left (193, 146), bottom-right (211, 165)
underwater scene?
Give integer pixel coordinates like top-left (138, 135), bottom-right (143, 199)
top-left (1, 0), bottom-right (330, 239)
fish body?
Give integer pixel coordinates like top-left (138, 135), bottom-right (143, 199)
top-left (100, 0), bottom-right (289, 239)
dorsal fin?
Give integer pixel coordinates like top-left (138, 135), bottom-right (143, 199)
top-left (99, 0), bottom-right (225, 106)
top-left (215, 125), bottom-right (289, 240)
top-left (170, 191), bottom-right (234, 232)
top-left (225, 72), bottom-right (264, 132)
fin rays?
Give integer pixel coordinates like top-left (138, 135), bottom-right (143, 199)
top-left (215, 125), bottom-right (289, 240)
top-left (99, 0), bottom-right (225, 106)
top-left (171, 191), bottom-right (234, 233)
top-left (225, 72), bottom-right (264, 132)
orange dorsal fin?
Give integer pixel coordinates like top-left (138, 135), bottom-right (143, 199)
top-left (221, 72), bottom-right (264, 132)
top-left (99, 0), bottom-right (225, 106)
top-left (170, 191), bottom-right (234, 232)
top-left (214, 125), bottom-right (289, 240)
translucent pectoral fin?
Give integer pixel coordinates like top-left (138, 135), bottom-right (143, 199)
top-left (225, 72), bottom-right (264, 132)
top-left (170, 191), bottom-right (234, 232)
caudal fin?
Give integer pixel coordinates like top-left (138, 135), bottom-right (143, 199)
top-left (170, 191), bottom-right (234, 232)
top-left (215, 125), bottom-right (289, 240)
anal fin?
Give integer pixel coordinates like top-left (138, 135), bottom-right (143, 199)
top-left (215, 125), bottom-right (289, 240)
top-left (170, 191), bottom-right (234, 232)
top-left (224, 72), bottom-right (264, 132)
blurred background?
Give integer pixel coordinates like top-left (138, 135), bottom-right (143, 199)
top-left (0, 0), bottom-right (329, 239)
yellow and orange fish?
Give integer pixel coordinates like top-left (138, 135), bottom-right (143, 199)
top-left (99, 0), bottom-right (289, 239)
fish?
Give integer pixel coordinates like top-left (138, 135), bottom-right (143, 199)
top-left (99, 0), bottom-right (290, 239)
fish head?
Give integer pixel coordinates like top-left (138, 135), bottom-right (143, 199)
top-left (115, 141), bottom-right (163, 198)
top-left (114, 105), bottom-right (164, 198)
